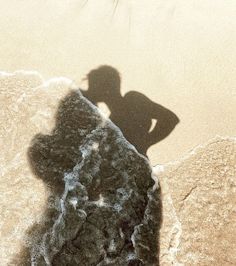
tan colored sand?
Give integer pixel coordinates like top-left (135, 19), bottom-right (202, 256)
top-left (155, 137), bottom-right (236, 265)
top-left (0, 0), bottom-right (236, 165)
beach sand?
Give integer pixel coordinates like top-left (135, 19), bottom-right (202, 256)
top-left (0, 0), bottom-right (235, 165)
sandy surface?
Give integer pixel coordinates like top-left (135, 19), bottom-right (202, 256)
top-left (156, 137), bottom-right (236, 265)
top-left (0, 0), bottom-right (236, 164)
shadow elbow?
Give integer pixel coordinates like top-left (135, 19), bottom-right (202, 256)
top-left (173, 114), bottom-right (180, 125)
top-left (176, 117), bottom-right (180, 125)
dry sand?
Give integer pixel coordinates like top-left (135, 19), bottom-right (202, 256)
top-left (0, 0), bottom-right (236, 164)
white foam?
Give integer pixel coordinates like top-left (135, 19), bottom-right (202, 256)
top-left (0, 70), bottom-right (44, 80)
top-left (92, 194), bottom-right (107, 207)
top-left (41, 76), bottom-right (76, 89)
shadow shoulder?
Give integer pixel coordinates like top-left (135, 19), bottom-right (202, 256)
top-left (124, 90), bottom-right (152, 103)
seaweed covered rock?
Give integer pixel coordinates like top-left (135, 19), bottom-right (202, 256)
top-left (23, 90), bottom-right (161, 265)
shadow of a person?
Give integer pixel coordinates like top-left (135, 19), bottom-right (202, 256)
top-left (81, 65), bottom-right (180, 157)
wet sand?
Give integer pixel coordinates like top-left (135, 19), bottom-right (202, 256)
top-left (0, 0), bottom-right (235, 165)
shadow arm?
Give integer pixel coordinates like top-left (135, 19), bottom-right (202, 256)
top-left (148, 103), bottom-right (180, 145)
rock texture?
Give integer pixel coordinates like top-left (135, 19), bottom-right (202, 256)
top-left (0, 72), bottom-right (161, 265)
top-left (157, 137), bottom-right (236, 266)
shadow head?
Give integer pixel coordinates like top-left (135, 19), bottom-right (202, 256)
top-left (87, 65), bottom-right (121, 101)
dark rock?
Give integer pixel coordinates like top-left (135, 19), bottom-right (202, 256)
top-left (20, 90), bottom-right (161, 265)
